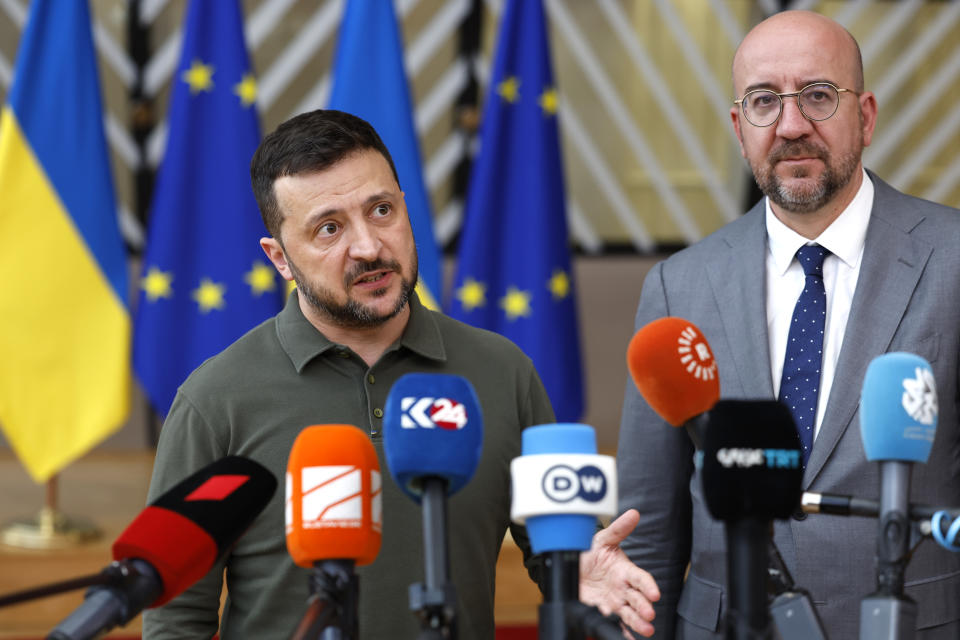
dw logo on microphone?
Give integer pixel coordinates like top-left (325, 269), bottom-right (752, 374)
top-left (400, 397), bottom-right (469, 430)
top-left (298, 466), bottom-right (382, 529)
top-left (542, 464), bottom-right (607, 503)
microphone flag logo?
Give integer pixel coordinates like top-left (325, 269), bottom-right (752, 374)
top-left (184, 474), bottom-right (251, 501)
top-left (400, 397), bottom-right (468, 430)
top-left (677, 325), bottom-right (717, 381)
top-left (298, 465), bottom-right (382, 530)
top-left (902, 366), bottom-right (937, 427)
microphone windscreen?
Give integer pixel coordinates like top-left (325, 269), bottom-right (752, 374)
top-left (701, 400), bottom-right (802, 521)
top-left (627, 317), bottom-right (720, 426)
top-left (285, 425), bottom-right (382, 568)
top-left (511, 423), bottom-right (617, 553)
top-left (382, 373), bottom-right (483, 502)
top-left (860, 352), bottom-right (937, 463)
top-left (112, 455), bottom-right (277, 606)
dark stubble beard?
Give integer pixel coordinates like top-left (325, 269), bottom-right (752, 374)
top-left (287, 253), bottom-right (418, 329)
top-left (751, 126), bottom-right (863, 214)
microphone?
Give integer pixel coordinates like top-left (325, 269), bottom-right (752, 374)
top-left (510, 423), bottom-right (621, 640)
top-left (801, 492), bottom-right (960, 538)
top-left (48, 456), bottom-right (276, 640)
top-left (701, 400), bottom-right (803, 640)
top-left (626, 317), bottom-right (719, 448)
top-left (382, 373), bottom-right (483, 639)
top-left (285, 424), bottom-right (382, 640)
top-left (858, 352), bottom-right (938, 640)
top-left (628, 317), bottom-right (825, 638)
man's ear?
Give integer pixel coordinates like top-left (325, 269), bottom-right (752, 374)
top-left (260, 237), bottom-right (293, 282)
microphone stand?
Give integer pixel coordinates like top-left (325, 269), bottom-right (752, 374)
top-left (766, 538), bottom-right (827, 639)
top-left (291, 560), bottom-right (358, 640)
top-left (409, 477), bottom-right (457, 640)
top-left (724, 518), bottom-right (776, 640)
top-left (538, 551), bottom-right (623, 640)
top-left (859, 462), bottom-right (917, 640)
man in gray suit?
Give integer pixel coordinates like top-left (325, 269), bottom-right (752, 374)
top-left (614, 10), bottom-right (960, 639)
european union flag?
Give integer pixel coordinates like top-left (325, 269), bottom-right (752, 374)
top-left (449, 0), bottom-right (584, 421)
top-left (328, 0), bottom-right (442, 310)
top-left (0, 0), bottom-right (130, 482)
top-left (133, 0), bottom-right (283, 415)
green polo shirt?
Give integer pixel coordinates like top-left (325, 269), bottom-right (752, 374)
top-left (142, 292), bottom-right (554, 640)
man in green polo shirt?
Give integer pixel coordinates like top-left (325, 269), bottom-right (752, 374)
top-left (142, 109), bottom-right (659, 639)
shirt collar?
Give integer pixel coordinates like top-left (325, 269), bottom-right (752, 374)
top-left (276, 290), bottom-right (447, 373)
top-left (766, 168), bottom-right (873, 275)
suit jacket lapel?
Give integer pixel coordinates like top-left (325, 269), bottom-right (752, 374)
top-left (704, 202), bottom-right (774, 399)
top-left (804, 174), bottom-right (933, 485)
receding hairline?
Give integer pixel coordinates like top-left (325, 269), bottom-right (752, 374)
top-left (732, 11), bottom-right (864, 94)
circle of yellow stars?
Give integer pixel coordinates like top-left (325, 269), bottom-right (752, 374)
top-left (140, 261), bottom-right (276, 312)
top-left (181, 59), bottom-right (258, 108)
top-left (455, 269), bottom-right (571, 321)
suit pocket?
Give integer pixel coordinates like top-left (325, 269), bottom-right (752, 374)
top-left (908, 568), bottom-right (960, 629)
top-left (895, 332), bottom-right (940, 364)
top-left (677, 573), bottom-right (723, 632)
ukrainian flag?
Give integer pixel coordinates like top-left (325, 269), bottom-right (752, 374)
top-left (0, 0), bottom-right (130, 483)
top-left (328, 0), bottom-right (442, 310)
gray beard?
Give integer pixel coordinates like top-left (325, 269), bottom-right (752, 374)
top-left (752, 140), bottom-right (861, 214)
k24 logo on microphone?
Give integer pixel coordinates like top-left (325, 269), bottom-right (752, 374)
top-left (542, 465), bottom-right (607, 503)
top-left (902, 366), bottom-right (937, 428)
top-left (400, 397), bottom-right (468, 430)
top-left (294, 466), bottom-right (383, 531)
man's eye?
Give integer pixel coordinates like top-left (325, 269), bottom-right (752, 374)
top-left (317, 222), bottom-right (339, 237)
top-left (373, 204), bottom-right (391, 217)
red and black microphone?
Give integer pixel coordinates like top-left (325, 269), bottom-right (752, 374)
top-left (46, 455), bottom-right (276, 640)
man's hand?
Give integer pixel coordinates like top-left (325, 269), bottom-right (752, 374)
top-left (579, 509), bottom-right (660, 638)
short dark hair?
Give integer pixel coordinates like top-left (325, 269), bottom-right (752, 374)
top-left (250, 109), bottom-right (400, 240)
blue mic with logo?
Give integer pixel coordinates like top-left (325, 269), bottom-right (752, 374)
top-left (510, 423), bottom-right (620, 640)
top-left (858, 352), bottom-right (937, 640)
top-left (383, 373), bottom-right (484, 639)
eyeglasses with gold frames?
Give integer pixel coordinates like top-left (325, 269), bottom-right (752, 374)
top-left (734, 82), bottom-right (856, 127)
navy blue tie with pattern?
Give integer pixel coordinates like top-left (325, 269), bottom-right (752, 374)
top-left (779, 244), bottom-right (829, 467)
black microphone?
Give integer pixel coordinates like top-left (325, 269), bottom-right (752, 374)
top-left (46, 456), bottom-right (276, 640)
top-left (858, 353), bottom-right (938, 640)
top-left (701, 400), bottom-right (803, 640)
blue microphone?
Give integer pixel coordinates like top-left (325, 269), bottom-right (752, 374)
top-left (510, 423), bottom-right (620, 640)
top-left (859, 352), bottom-right (937, 640)
top-left (383, 373), bottom-right (484, 639)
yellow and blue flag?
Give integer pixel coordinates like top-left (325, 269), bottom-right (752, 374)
top-left (328, 0), bottom-right (442, 310)
top-left (449, 0), bottom-right (584, 421)
top-left (133, 0), bottom-right (283, 415)
top-left (0, 0), bottom-right (130, 483)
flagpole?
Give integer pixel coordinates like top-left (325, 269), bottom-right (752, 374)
top-left (0, 474), bottom-right (101, 549)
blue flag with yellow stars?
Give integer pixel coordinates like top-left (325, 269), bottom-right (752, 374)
top-left (0, 0), bottom-right (130, 482)
top-left (133, 0), bottom-right (283, 415)
top-left (449, 0), bottom-right (584, 421)
top-left (328, 0), bottom-right (442, 310)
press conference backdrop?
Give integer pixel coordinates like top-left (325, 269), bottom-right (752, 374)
top-left (1, 0), bottom-right (959, 448)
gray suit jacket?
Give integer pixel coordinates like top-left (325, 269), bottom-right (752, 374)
top-left (618, 172), bottom-right (960, 639)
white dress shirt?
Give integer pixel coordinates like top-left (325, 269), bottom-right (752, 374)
top-left (766, 169), bottom-right (873, 440)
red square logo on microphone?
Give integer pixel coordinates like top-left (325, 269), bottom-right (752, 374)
top-left (185, 474), bottom-right (250, 501)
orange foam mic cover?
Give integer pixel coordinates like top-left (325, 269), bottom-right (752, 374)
top-left (285, 425), bottom-right (382, 568)
top-left (626, 317), bottom-right (720, 426)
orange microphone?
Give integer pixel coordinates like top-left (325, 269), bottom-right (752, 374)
top-left (286, 424), bottom-right (382, 639)
top-left (627, 317), bottom-right (720, 446)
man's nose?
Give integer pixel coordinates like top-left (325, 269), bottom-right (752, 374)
top-left (347, 222), bottom-right (382, 261)
top-left (775, 96), bottom-right (814, 139)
